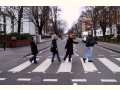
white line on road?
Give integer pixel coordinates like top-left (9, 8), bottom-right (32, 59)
top-left (72, 79), bottom-right (87, 82)
top-left (0, 78), bottom-right (6, 80)
top-left (32, 58), bottom-right (51, 73)
top-left (81, 58), bottom-right (98, 73)
top-left (43, 79), bottom-right (58, 82)
top-left (115, 58), bottom-right (120, 62)
top-left (57, 58), bottom-right (72, 73)
top-left (75, 52), bottom-right (79, 56)
top-left (9, 58), bottom-right (40, 73)
top-left (73, 83), bottom-right (78, 85)
top-left (17, 78), bottom-right (31, 81)
top-left (98, 58), bottom-right (120, 73)
top-left (100, 79), bottom-right (117, 82)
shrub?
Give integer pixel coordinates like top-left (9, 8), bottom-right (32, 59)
top-left (7, 33), bottom-right (32, 40)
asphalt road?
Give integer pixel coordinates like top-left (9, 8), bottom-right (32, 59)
top-left (0, 38), bottom-right (120, 85)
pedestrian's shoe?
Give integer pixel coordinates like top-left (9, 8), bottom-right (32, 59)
top-left (51, 60), bottom-right (54, 63)
top-left (34, 61), bottom-right (38, 64)
top-left (29, 59), bottom-right (32, 63)
top-left (58, 60), bottom-right (61, 62)
top-left (88, 60), bottom-right (93, 62)
top-left (83, 58), bottom-right (86, 63)
top-left (69, 60), bottom-right (71, 62)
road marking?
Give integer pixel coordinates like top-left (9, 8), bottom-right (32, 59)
top-left (100, 79), bottom-right (117, 82)
top-left (75, 52), bottom-right (79, 56)
top-left (73, 83), bottom-right (78, 85)
top-left (9, 58), bottom-right (40, 73)
top-left (43, 79), bottom-right (58, 82)
top-left (98, 58), bottom-right (120, 73)
top-left (115, 58), bottom-right (120, 62)
top-left (0, 78), bottom-right (6, 80)
top-left (9, 61), bottom-right (32, 73)
top-left (57, 58), bottom-right (72, 73)
top-left (32, 58), bottom-right (51, 73)
top-left (17, 78), bottom-right (31, 81)
top-left (81, 58), bottom-right (98, 72)
top-left (72, 79), bottom-right (87, 82)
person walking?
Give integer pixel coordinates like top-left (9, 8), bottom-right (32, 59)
top-left (63, 33), bottom-right (78, 62)
top-left (83, 32), bottom-right (97, 63)
top-left (50, 34), bottom-right (61, 63)
top-left (29, 37), bottom-right (38, 64)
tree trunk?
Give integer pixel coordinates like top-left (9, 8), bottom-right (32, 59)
top-left (3, 15), bottom-right (6, 50)
top-left (11, 16), bottom-right (14, 33)
top-left (18, 6), bottom-right (23, 35)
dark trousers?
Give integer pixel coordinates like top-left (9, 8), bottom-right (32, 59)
top-left (30, 54), bottom-right (37, 63)
top-left (64, 51), bottom-right (72, 61)
top-left (52, 51), bottom-right (61, 62)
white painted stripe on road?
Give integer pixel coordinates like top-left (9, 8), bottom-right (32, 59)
top-left (0, 78), bottom-right (6, 80)
top-left (43, 79), bottom-right (58, 82)
top-left (57, 58), bottom-right (72, 73)
top-left (17, 78), bottom-right (31, 81)
top-left (9, 61), bottom-right (32, 73)
top-left (81, 58), bottom-right (98, 72)
top-left (72, 79), bottom-right (87, 82)
top-left (98, 58), bottom-right (120, 73)
top-left (73, 83), bottom-right (78, 85)
top-left (9, 58), bottom-right (40, 73)
top-left (115, 58), bottom-right (120, 62)
top-left (100, 79), bottom-right (117, 82)
top-left (75, 52), bottom-right (79, 56)
top-left (32, 58), bottom-right (51, 73)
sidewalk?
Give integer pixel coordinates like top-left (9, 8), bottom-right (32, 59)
top-left (0, 39), bottom-right (51, 59)
top-left (98, 42), bottom-right (120, 53)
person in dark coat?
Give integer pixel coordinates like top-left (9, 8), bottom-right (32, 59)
top-left (29, 37), bottom-right (38, 64)
top-left (83, 33), bottom-right (97, 63)
top-left (63, 33), bottom-right (78, 62)
top-left (50, 34), bottom-right (61, 63)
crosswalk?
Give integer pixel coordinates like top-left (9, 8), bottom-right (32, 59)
top-left (5, 57), bottom-right (120, 74)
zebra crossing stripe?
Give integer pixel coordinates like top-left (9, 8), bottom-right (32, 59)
top-left (115, 58), bottom-right (120, 62)
top-left (98, 58), bottom-right (120, 73)
top-left (0, 78), bottom-right (6, 80)
top-left (75, 52), bottom-right (79, 56)
top-left (81, 58), bottom-right (98, 73)
top-left (57, 58), bottom-right (72, 73)
top-left (32, 58), bottom-right (51, 73)
top-left (8, 58), bottom-right (40, 73)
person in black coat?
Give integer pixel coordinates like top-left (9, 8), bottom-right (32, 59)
top-left (29, 37), bottom-right (38, 64)
top-left (50, 34), bottom-right (61, 63)
top-left (63, 33), bottom-right (78, 62)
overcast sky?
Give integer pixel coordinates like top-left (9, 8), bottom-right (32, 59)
top-left (59, 6), bottom-right (83, 33)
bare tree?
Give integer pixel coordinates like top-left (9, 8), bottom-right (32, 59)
top-left (17, 6), bottom-right (23, 35)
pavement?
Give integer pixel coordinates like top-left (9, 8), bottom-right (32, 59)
top-left (0, 39), bottom-right (51, 61)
